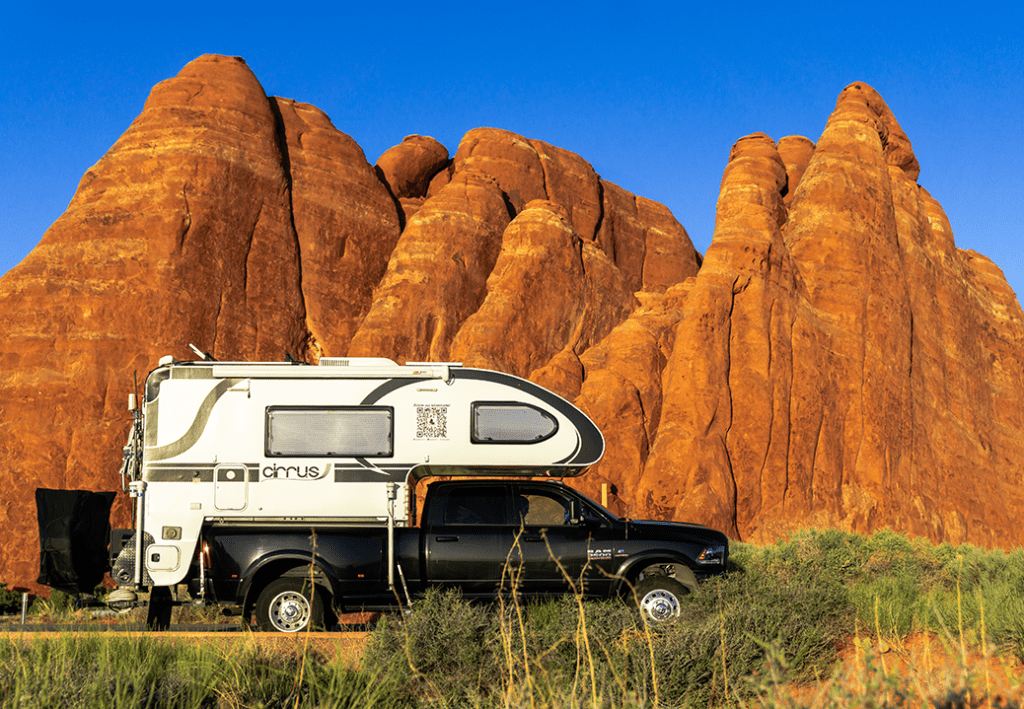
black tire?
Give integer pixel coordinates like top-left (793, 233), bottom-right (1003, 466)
top-left (633, 576), bottom-right (688, 623)
top-left (254, 578), bottom-right (325, 632)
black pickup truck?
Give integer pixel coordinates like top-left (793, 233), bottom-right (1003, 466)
top-left (195, 479), bottom-right (729, 631)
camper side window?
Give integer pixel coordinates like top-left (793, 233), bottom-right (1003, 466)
top-left (266, 407), bottom-right (393, 457)
top-left (471, 402), bottom-right (558, 444)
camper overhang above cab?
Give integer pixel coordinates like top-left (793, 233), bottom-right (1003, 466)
top-left (142, 355), bottom-right (605, 482)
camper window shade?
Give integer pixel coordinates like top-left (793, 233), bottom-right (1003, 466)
top-left (266, 407), bottom-right (393, 457)
top-left (471, 402), bottom-right (558, 444)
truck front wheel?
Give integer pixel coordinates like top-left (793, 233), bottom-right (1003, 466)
top-left (634, 576), bottom-right (688, 623)
top-left (254, 578), bottom-right (324, 632)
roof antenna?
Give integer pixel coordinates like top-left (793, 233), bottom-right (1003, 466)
top-left (188, 343), bottom-right (217, 362)
top-left (284, 352), bottom-right (307, 365)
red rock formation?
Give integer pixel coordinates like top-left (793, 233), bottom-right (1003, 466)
top-left (352, 127), bottom-right (699, 367)
top-left (0, 55), bottom-right (400, 589)
top-left (571, 284), bottom-right (695, 516)
top-left (375, 135), bottom-right (450, 200)
top-left (273, 97), bottom-right (402, 358)
top-left (634, 84), bottom-right (1024, 548)
top-left (452, 128), bottom-right (603, 241)
top-left (635, 132), bottom-right (797, 538)
top-left (1, 59), bottom-right (1022, 592)
top-left (448, 199), bottom-right (636, 375)
top-left (596, 181), bottom-right (702, 293)
top-left (776, 135), bottom-right (815, 208)
top-left (349, 170), bottom-right (511, 362)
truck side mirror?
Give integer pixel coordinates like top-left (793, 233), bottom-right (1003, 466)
top-left (569, 500), bottom-right (583, 526)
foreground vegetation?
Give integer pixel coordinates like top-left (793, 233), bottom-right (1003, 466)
top-left (1, 528), bottom-right (1023, 707)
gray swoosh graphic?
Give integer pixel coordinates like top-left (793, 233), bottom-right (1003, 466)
top-left (147, 378), bottom-right (242, 461)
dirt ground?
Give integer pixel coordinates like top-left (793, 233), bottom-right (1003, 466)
top-left (772, 634), bottom-right (1023, 708)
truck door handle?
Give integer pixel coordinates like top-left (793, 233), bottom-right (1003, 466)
top-left (435, 535), bottom-right (459, 542)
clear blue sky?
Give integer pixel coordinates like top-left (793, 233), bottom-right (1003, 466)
top-left (2, 2), bottom-right (1021, 297)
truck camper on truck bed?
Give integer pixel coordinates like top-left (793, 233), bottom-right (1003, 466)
top-left (88, 353), bottom-right (729, 631)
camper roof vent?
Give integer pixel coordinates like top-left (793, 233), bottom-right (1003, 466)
top-left (319, 357), bottom-right (398, 367)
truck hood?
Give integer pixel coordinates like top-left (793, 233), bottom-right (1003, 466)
top-left (626, 519), bottom-right (730, 547)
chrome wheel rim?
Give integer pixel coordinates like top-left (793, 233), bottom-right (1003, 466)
top-left (640, 589), bottom-right (681, 622)
top-left (268, 590), bottom-right (310, 632)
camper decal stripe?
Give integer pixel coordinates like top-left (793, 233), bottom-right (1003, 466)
top-left (554, 431), bottom-right (583, 466)
top-left (334, 462), bottom-right (409, 483)
top-left (145, 400), bottom-right (159, 449)
top-left (146, 379), bottom-right (243, 462)
top-left (359, 378), bottom-right (417, 406)
top-left (144, 464), bottom-right (260, 483)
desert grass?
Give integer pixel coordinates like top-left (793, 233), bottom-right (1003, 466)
top-left (0, 632), bottom-right (402, 708)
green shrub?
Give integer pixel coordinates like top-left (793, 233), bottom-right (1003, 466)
top-left (363, 587), bottom-right (498, 704)
top-left (0, 584), bottom-right (27, 615)
top-left (28, 588), bottom-right (76, 618)
top-left (363, 561), bottom-right (854, 708)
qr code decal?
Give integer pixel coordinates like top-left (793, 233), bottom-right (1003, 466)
top-left (415, 404), bottom-right (449, 440)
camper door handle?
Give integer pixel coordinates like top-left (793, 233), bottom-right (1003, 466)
top-left (435, 535), bottom-right (459, 542)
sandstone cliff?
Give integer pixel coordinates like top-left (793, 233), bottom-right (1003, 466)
top-left (632, 85), bottom-right (1024, 547)
top-left (1, 57), bottom-right (1021, 590)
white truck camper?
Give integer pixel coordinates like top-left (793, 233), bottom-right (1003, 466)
top-left (108, 353), bottom-right (606, 613)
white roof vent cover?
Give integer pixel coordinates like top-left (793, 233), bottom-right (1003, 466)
top-left (319, 357), bottom-right (398, 367)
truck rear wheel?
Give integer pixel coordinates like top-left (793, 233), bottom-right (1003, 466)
top-left (255, 578), bottom-right (324, 632)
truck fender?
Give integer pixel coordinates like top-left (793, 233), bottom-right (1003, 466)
top-left (237, 551), bottom-right (341, 614)
top-left (612, 553), bottom-right (700, 596)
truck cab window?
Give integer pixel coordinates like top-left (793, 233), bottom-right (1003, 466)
top-left (443, 488), bottom-right (509, 525)
top-left (517, 492), bottom-right (571, 526)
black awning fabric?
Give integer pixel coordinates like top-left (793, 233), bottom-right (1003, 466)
top-left (36, 489), bottom-right (117, 594)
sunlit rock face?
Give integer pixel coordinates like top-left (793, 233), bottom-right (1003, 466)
top-left (635, 83), bottom-right (1024, 548)
top-left (2, 59), bottom-right (1021, 591)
